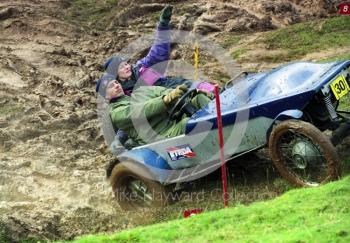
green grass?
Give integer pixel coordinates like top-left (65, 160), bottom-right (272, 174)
top-left (339, 68), bottom-right (350, 112)
top-left (320, 53), bottom-right (350, 63)
top-left (230, 48), bottom-right (248, 59)
top-left (218, 34), bottom-right (242, 49)
top-left (0, 223), bottom-right (9, 243)
top-left (221, 16), bottom-right (350, 64)
top-left (70, 176), bottom-right (350, 243)
top-left (261, 16), bottom-right (350, 61)
top-left (339, 93), bottom-right (350, 111)
top-left (338, 94), bottom-right (350, 179)
top-left (63, 0), bottom-right (118, 30)
top-left (0, 101), bottom-right (23, 117)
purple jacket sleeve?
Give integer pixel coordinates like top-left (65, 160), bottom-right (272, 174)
top-left (136, 23), bottom-right (171, 75)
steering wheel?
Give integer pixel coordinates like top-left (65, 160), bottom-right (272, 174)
top-left (168, 89), bottom-right (198, 121)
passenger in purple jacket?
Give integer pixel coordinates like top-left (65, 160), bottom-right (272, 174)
top-left (96, 5), bottom-right (214, 152)
top-left (96, 5), bottom-right (215, 98)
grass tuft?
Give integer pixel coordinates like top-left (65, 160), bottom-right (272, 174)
top-left (231, 48), bottom-right (248, 59)
top-left (0, 102), bottom-right (23, 117)
top-left (218, 34), bottom-right (242, 49)
top-left (63, 0), bottom-right (119, 30)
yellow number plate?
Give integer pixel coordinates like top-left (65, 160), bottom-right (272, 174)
top-left (330, 75), bottom-right (350, 100)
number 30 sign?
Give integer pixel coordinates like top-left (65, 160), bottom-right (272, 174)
top-left (339, 2), bottom-right (350, 15)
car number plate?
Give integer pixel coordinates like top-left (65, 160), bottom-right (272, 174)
top-left (330, 75), bottom-right (350, 100)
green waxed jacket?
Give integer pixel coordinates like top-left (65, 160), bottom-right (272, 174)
top-left (109, 86), bottom-right (190, 145)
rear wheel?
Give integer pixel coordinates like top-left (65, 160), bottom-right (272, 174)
top-left (110, 162), bottom-right (169, 210)
top-left (269, 120), bottom-right (341, 187)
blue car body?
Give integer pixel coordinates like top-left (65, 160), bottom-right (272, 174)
top-left (115, 60), bottom-right (350, 184)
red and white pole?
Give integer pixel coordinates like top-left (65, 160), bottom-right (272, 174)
top-left (214, 85), bottom-right (229, 207)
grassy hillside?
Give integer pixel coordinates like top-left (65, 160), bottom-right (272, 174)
top-left (70, 176), bottom-right (350, 243)
top-left (228, 16), bottom-right (350, 64)
top-left (262, 16), bottom-right (350, 58)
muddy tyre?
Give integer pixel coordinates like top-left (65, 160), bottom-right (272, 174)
top-left (110, 162), bottom-right (168, 211)
top-left (269, 120), bottom-right (341, 187)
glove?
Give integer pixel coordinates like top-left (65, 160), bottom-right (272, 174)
top-left (159, 5), bottom-right (173, 26)
top-left (197, 89), bottom-right (215, 99)
top-left (163, 84), bottom-right (188, 105)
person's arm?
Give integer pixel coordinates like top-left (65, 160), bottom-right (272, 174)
top-left (110, 96), bottom-right (167, 131)
top-left (110, 84), bottom-right (187, 131)
top-left (136, 5), bottom-right (172, 74)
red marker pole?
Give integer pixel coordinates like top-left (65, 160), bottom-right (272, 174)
top-left (214, 85), bottom-right (229, 207)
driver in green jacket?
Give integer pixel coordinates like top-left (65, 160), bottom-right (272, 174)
top-left (100, 78), bottom-right (211, 146)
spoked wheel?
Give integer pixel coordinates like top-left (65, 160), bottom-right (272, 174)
top-left (269, 120), bottom-right (341, 187)
top-left (110, 162), bottom-right (168, 210)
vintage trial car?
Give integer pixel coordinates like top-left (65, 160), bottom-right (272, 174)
top-left (106, 60), bottom-right (350, 210)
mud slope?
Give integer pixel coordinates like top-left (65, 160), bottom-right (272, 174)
top-left (0, 0), bottom-right (130, 240)
top-left (0, 0), bottom-right (345, 241)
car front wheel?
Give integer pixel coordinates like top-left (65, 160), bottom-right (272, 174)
top-left (110, 162), bottom-right (169, 210)
top-left (269, 120), bottom-right (341, 187)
